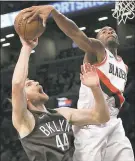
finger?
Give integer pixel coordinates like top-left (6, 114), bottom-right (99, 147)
top-left (33, 38), bottom-right (38, 45)
top-left (87, 62), bottom-right (92, 66)
top-left (23, 12), bottom-right (35, 20)
top-left (33, 38), bottom-right (38, 42)
top-left (85, 63), bottom-right (90, 73)
top-left (22, 7), bottom-right (34, 13)
top-left (91, 65), bottom-right (96, 73)
top-left (80, 73), bottom-right (83, 81)
top-left (84, 64), bottom-right (88, 73)
top-left (81, 65), bottom-right (85, 74)
top-left (27, 39), bottom-right (33, 42)
top-left (87, 63), bottom-right (92, 71)
top-left (25, 40), bottom-right (33, 45)
top-left (27, 11), bottom-right (39, 23)
top-left (85, 63), bottom-right (91, 73)
top-left (36, 38), bottom-right (39, 43)
top-left (42, 17), bottom-right (46, 27)
top-left (87, 63), bottom-right (92, 69)
top-left (86, 63), bottom-right (92, 73)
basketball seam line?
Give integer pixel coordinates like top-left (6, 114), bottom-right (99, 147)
top-left (24, 19), bottom-right (27, 40)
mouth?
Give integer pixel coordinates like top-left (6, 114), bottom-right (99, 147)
top-left (39, 86), bottom-right (44, 94)
top-left (108, 35), bottom-right (116, 39)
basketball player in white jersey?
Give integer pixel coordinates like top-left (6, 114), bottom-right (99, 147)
top-left (22, 5), bottom-right (134, 161)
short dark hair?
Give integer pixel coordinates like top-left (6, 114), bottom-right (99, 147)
top-left (96, 26), bottom-right (113, 39)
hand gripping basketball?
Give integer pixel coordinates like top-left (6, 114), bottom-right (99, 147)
top-left (22, 5), bottom-right (54, 27)
top-left (80, 63), bottom-right (100, 88)
top-left (20, 37), bottom-right (38, 50)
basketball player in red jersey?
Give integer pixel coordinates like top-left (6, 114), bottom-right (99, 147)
top-left (12, 37), bottom-right (109, 161)
top-left (22, 5), bottom-right (134, 161)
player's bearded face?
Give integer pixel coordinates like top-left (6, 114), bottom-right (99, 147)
top-left (97, 27), bottom-right (119, 48)
top-left (25, 79), bottom-right (49, 103)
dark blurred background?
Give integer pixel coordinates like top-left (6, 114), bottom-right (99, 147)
top-left (0, 1), bottom-right (135, 161)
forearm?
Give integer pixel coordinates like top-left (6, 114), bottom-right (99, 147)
top-left (12, 47), bottom-right (32, 86)
top-left (56, 107), bottom-right (96, 126)
top-left (51, 9), bottom-right (81, 38)
top-left (70, 87), bottom-right (109, 125)
top-left (91, 86), bottom-right (109, 120)
top-left (50, 8), bottom-right (102, 55)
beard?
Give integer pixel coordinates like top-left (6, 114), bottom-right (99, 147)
top-left (107, 37), bottom-right (119, 48)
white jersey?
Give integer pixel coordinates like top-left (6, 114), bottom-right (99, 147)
top-left (73, 49), bottom-right (133, 161)
top-left (78, 48), bottom-right (127, 116)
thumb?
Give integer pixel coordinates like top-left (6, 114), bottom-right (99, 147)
top-left (42, 17), bottom-right (46, 27)
top-left (33, 38), bottom-right (38, 43)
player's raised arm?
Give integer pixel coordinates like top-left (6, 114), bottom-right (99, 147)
top-left (22, 5), bottom-right (106, 61)
top-left (56, 63), bottom-right (110, 126)
top-left (12, 38), bottom-right (38, 130)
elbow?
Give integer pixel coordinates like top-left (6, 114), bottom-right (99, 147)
top-left (98, 113), bottom-right (110, 124)
top-left (100, 115), bottom-right (110, 124)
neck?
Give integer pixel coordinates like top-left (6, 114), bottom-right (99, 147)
top-left (106, 46), bottom-right (117, 58)
top-left (35, 104), bottom-right (47, 112)
top-left (28, 101), bottom-right (47, 112)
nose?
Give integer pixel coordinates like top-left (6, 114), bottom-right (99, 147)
top-left (108, 30), bottom-right (113, 35)
top-left (35, 82), bottom-right (39, 86)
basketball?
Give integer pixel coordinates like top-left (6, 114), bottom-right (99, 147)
top-left (14, 11), bottom-right (45, 40)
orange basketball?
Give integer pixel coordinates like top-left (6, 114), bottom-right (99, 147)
top-left (14, 11), bottom-right (45, 40)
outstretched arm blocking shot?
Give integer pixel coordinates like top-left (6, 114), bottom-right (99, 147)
top-left (22, 5), bottom-right (106, 63)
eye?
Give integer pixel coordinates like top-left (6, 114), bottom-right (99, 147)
top-left (102, 30), bottom-right (106, 34)
top-left (26, 83), bottom-right (31, 87)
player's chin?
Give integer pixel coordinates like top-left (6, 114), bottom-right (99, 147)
top-left (107, 39), bottom-right (118, 46)
top-left (42, 93), bottom-right (49, 102)
top-left (45, 94), bottom-right (49, 102)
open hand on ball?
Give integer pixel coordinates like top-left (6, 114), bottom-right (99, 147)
top-left (22, 5), bottom-right (54, 27)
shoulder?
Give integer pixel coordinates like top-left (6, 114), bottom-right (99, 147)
top-left (88, 38), bottom-right (105, 51)
top-left (125, 64), bottom-right (128, 72)
top-left (88, 38), bottom-right (106, 61)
